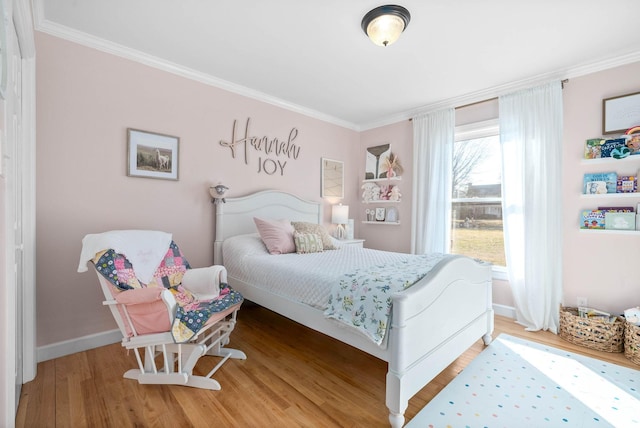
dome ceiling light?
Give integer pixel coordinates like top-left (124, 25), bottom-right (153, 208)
top-left (361, 5), bottom-right (411, 47)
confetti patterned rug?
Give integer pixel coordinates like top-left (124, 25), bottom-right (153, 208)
top-left (406, 334), bottom-right (639, 428)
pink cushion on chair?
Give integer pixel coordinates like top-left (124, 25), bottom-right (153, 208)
top-left (253, 217), bottom-right (296, 254)
top-left (115, 287), bottom-right (171, 336)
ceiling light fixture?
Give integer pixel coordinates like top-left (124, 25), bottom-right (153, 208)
top-left (361, 5), bottom-right (411, 47)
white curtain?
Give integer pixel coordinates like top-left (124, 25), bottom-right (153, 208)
top-left (499, 81), bottom-right (563, 332)
top-left (411, 109), bottom-right (455, 254)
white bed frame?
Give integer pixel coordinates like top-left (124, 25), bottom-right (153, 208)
top-left (213, 190), bottom-right (494, 427)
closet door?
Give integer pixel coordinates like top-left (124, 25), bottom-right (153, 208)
top-left (2, 11), bottom-right (24, 418)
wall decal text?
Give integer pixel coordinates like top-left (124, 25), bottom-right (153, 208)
top-left (219, 118), bottom-right (301, 176)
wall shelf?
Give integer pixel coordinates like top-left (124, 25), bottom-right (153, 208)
top-left (361, 221), bottom-right (401, 225)
top-left (363, 177), bottom-right (402, 183)
top-left (580, 193), bottom-right (640, 198)
top-left (579, 229), bottom-right (640, 235)
top-left (581, 155), bottom-right (640, 165)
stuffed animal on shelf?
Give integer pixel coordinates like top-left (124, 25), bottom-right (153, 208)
top-left (389, 186), bottom-right (402, 201)
top-left (361, 182), bottom-right (380, 202)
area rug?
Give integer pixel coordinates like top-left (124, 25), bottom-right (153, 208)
top-left (406, 334), bottom-right (639, 428)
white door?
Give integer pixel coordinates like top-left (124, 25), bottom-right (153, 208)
top-left (3, 11), bottom-right (24, 415)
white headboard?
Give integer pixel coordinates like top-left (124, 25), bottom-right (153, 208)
top-left (214, 190), bottom-right (322, 264)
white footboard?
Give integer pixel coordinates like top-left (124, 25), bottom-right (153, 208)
top-left (385, 255), bottom-right (493, 427)
top-left (215, 191), bottom-right (494, 428)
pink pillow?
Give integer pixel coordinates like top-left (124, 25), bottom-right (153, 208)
top-left (115, 287), bottom-right (171, 336)
top-left (253, 217), bottom-right (295, 254)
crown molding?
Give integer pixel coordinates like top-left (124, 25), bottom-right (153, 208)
top-left (34, 16), bottom-right (360, 131)
top-left (359, 50), bottom-right (640, 131)
top-left (31, 1), bottom-right (640, 133)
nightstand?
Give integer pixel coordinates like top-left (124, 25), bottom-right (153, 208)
top-left (337, 238), bottom-right (365, 248)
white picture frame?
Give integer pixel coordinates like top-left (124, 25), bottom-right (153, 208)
top-left (375, 207), bottom-right (386, 221)
top-left (365, 144), bottom-right (391, 180)
top-left (386, 206), bottom-right (398, 223)
top-left (321, 158), bottom-right (344, 198)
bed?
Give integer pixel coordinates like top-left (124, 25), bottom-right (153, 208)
top-left (213, 190), bottom-right (494, 427)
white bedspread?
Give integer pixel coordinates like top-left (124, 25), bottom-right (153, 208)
top-left (222, 234), bottom-right (415, 310)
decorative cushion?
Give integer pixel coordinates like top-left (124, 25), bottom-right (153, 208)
top-left (253, 217), bottom-right (296, 254)
top-left (294, 232), bottom-right (324, 254)
top-left (114, 287), bottom-right (171, 336)
top-left (291, 222), bottom-right (336, 250)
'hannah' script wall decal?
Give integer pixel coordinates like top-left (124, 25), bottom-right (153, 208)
top-left (219, 118), bottom-right (301, 175)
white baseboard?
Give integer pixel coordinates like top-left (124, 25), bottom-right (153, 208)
top-left (37, 329), bottom-right (122, 362)
top-left (36, 304), bottom-right (517, 362)
top-left (493, 303), bottom-right (516, 319)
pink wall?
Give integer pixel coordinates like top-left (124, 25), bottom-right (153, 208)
top-left (35, 30), bottom-right (640, 349)
top-left (361, 62), bottom-right (640, 316)
top-left (359, 120), bottom-right (414, 253)
top-left (35, 32), bottom-right (359, 346)
top-left (562, 62), bottom-right (640, 315)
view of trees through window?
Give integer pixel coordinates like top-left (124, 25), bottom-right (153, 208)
top-left (451, 133), bottom-right (506, 267)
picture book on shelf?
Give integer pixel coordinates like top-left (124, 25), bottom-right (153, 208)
top-left (597, 206), bottom-right (635, 212)
top-left (581, 210), bottom-right (605, 229)
top-left (600, 138), bottom-right (628, 158)
top-left (583, 172), bottom-right (617, 194)
top-left (604, 212), bottom-right (636, 230)
top-left (616, 175), bottom-right (637, 193)
top-left (584, 138), bottom-right (605, 159)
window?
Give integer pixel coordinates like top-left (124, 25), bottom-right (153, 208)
top-left (451, 120), bottom-right (506, 269)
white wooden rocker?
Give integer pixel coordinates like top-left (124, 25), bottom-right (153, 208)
top-left (78, 230), bottom-right (246, 391)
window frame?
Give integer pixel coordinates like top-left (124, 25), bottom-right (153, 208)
top-left (452, 119), bottom-right (507, 280)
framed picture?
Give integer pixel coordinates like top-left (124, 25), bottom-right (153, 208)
top-left (321, 158), bottom-right (344, 198)
top-left (386, 206), bottom-right (398, 223)
top-left (127, 128), bottom-right (179, 180)
top-left (602, 91), bottom-right (640, 134)
top-left (365, 144), bottom-right (391, 179)
top-left (375, 207), bottom-right (386, 221)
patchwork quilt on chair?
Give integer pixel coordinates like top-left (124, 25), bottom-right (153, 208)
top-left (93, 241), bottom-right (243, 342)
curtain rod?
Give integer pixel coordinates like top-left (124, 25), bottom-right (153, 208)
top-left (409, 79), bottom-right (569, 121)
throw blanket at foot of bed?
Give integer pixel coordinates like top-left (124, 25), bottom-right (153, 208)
top-left (324, 253), bottom-right (445, 345)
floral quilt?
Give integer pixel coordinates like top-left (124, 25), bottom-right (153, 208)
top-left (324, 253), bottom-right (445, 345)
top-left (93, 242), bottom-right (243, 343)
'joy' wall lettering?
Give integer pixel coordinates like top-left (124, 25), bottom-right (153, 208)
top-left (219, 118), bottom-right (301, 175)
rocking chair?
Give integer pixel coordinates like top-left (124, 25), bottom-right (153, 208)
top-left (78, 230), bottom-right (246, 390)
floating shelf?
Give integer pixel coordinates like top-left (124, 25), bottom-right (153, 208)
top-left (361, 221), bottom-right (401, 225)
top-left (580, 193), bottom-right (640, 198)
top-left (579, 229), bottom-right (640, 235)
top-left (581, 156), bottom-right (640, 165)
top-left (363, 177), bottom-right (402, 183)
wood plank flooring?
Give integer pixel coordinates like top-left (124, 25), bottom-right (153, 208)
top-left (16, 304), bottom-right (639, 427)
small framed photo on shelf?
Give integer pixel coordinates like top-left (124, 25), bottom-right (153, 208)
top-left (375, 207), bottom-right (386, 221)
top-left (127, 128), bottom-right (179, 181)
top-left (386, 206), bottom-right (398, 223)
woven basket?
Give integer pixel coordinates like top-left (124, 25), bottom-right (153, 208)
top-left (624, 321), bottom-right (640, 365)
top-left (559, 307), bottom-right (624, 353)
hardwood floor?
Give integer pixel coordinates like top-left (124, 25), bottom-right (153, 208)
top-left (17, 304), bottom-right (639, 427)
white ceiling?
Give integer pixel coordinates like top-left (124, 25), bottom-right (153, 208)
top-left (34, 0), bottom-right (640, 130)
